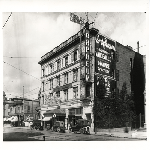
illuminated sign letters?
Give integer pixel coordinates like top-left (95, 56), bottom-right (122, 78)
top-left (85, 29), bottom-right (90, 82)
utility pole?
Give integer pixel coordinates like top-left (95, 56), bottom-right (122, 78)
top-left (32, 99), bottom-right (33, 120)
top-left (23, 86), bottom-right (24, 121)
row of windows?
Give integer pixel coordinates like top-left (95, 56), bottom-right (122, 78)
top-left (42, 69), bottom-right (78, 92)
top-left (42, 50), bottom-right (79, 77)
top-left (42, 87), bottom-right (78, 105)
top-left (10, 105), bottom-right (30, 113)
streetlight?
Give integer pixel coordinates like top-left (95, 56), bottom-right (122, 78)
top-left (53, 113), bottom-right (56, 127)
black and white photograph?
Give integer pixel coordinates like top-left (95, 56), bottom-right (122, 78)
top-left (1, 0), bottom-right (149, 149)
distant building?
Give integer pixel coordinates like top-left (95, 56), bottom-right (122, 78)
top-left (8, 98), bottom-right (40, 124)
top-left (38, 25), bottom-right (145, 130)
top-left (3, 91), bottom-right (9, 118)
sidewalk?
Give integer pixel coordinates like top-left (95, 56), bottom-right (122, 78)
top-left (3, 124), bottom-right (147, 140)
top-left (90, 130), bottom-right (147, 140)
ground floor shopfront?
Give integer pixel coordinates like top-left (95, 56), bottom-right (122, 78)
top-left (41, 100), bottom-right (94, 131)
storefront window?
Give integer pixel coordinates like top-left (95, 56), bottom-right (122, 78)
top-left (76, 108), bottom-right (83, 115)
top-left (69, 109), bottom-right (75, 115)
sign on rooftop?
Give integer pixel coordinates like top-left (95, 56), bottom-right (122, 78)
top-left (70, 13), bottom-right (85, 25)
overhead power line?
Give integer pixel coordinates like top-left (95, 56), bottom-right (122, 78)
top-left (2, 12), bottom-right (12, 29)
top-left (3, 56), bottom-right (39, 58)
top-left (3, 61), bottom-right (41, 81)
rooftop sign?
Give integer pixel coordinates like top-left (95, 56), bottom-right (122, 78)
top-left (70, 13), bottom-right (85, 25)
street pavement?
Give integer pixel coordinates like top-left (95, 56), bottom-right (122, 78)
top-left (3, 124), bottom-right (147, 141)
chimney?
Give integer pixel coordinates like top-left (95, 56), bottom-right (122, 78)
top-left (137, 41), bottom-right (139, 53)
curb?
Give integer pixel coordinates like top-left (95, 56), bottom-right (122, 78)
top-left (92, 132), bottom-right (147, 140)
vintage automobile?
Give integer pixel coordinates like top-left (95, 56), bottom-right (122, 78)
top-left (53, 121), bottom-right (65, 133)
top-left (30, 120), bottom-right (43, 130)
top-left (70, 119), bottom-right (91, 134)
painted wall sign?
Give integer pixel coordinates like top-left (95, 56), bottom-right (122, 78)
top-left (95, 34), bottom-right (116, 97)
top-left (96, 34), bottom-right (116, 51)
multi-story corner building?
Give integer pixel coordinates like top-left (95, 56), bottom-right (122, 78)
top-left (38, 23), bottom-right (145, 130)
top-left (8, 98), bottom-right (40, 124)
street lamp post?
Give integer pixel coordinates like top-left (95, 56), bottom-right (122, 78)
top-left (53, 113), bottom-right (56, 127)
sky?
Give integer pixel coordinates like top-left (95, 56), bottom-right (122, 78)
top-left (2, 12), bottom-right (148, 100)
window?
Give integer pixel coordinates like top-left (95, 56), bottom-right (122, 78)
top-left (57, 59), bottom-right (61, 70)
top-left (42, 95), bottom-right (44, 104)
top-left (116, 70), bottom-right (119, 81)
top-left (56, 75), bottom-right (60, 86)
top-left (76, 108), bottom-right (83, 115)
top-left (116, 51), bottom-right (119, 62)
top-left (130, 58), bottom-right (133, 69)
top-left (86, 85), bottom-right (91, 97)
top-left (42, 82), bottom-right (44, 91)
top-left (49, 79), bottom-right (53, 90)
top-left (73, 87), bottom-right (78, 98)
top-left (73, 69), bottom-right (78, 82)
top-left (111, 88), bottom-right (115, 98)
top-left (74, 50), bottom-right (77, 61)
top-left (69, 109), bottom-right (75, 115)
top-left (65, 56), bottom-right (68, 66)
top-left (42, 69), bottom-right (45, 77)
top-left (50, 64), bottom-right (54, 73)
top-left (50, 93), bottom-right (53, 98)
top-left (111, 51), bottom-right (115, 60)
top-left (56, 91), bottom-right (60, 97)
top-left (112, 69), bottom-right (115, 79)
top-left (64, 72), bottom-right (68, 84)
top-left (64, 89), bottom-right (68, 101)
top-left (28, 106), bottom-right (30, 111)
top-left (18, 107), bottom-right (20, 113)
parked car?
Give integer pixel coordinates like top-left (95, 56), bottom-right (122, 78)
top-left (70, 119), bottom-right (91, 134)
top-left (53, 121), bottom-right (65, 133)
top-left (30, 120), bottom-right (43, 130)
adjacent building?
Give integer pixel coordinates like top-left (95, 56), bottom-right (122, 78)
top-left (3, 91), bottom-right (9, 118)
top-left (38, 23), bottom-right (145, 131)
top-left (8, 97), bottom-right (40, 125)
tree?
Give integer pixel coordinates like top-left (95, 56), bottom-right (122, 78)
top-left (93, 81), bottom-right (136, 129)
top-left (116, 82), bottom-right (136, 127)
top-left (93, 75), bottom-right (107, 129)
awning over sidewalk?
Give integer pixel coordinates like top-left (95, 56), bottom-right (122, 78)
top-left (42, 117), bottom-right (52, 121)
top-left (44, 109), bottom-right (66, 116)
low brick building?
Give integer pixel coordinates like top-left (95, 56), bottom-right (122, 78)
top-left (8, 98), bottom-right (40, 125)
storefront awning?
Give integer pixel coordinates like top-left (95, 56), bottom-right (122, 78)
top-left (44, 109), bottom-right (66, 116)
top-left (42, 117), bottom-right (52, 121)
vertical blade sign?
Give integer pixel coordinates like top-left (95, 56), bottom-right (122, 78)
top-left (85, 29), bottom-right (90, 82)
